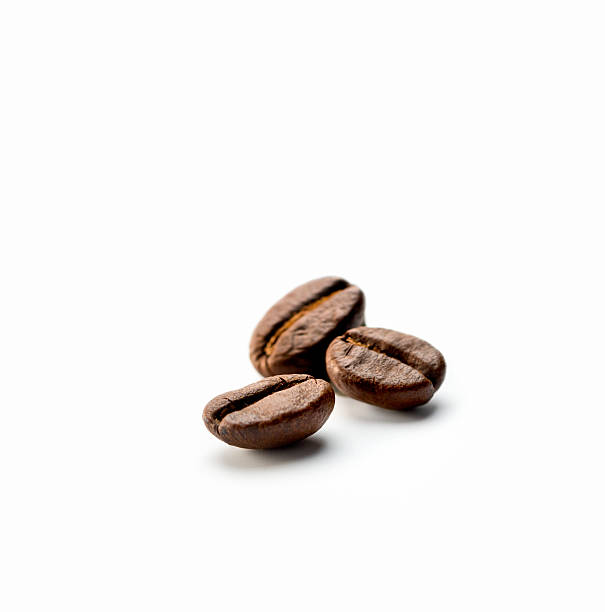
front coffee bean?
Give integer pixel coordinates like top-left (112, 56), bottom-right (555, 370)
top-left (250, 276), bottom-right (365, 378)
top-left (325, 327), bottom-right (446, 410)
top-left (203, 374), bottom-right (335, 449)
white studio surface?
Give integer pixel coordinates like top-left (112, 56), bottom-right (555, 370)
top-left (1, 1), bottom-right (604, 610)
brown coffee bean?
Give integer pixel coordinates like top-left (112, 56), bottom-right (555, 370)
top-left (325, 327), bottom-right (446, 410)
top-left (249, 276), bottom-right (365, 378)
top-left (203, 374), bottom-right (335, 449)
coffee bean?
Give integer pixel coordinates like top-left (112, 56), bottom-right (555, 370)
top-left (325, 327), bottom-right (446, 410)
top-left (203, 374), bottom-right (335, 449)
top-left (250, 276), bottom-right (365, 378)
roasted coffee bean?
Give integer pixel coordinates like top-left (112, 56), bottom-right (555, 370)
top-left (325, 327), bottom-right (446, 410)
top-left (203, 374), bottom-right (335, 449)
top-left (250, 276), bottom-right (365, 378)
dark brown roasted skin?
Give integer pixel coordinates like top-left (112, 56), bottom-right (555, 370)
top-left (325, 327), bottom-right (446, 410)
top-left (249, 276), bottom-right (365, 378)
top-left (203, 374), bottom-right (335, 449)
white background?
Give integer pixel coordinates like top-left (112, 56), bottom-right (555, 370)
top-left (1, 1), bottom-right (604, 610)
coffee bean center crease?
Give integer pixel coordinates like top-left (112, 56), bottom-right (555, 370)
top-left (263, 288), bottom-right (346, 356)
top-left (343, 334), bottom-right (426, 375)
top-left (211, 377), bottom-right (306, 424)
top-left (344, 334), bottom-right (395, 358)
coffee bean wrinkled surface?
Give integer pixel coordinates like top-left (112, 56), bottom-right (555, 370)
top-left (250, 276), bottom-right (365, 378)
top-left (203, 374), bottom-right (334, 449)
top-left (325, 327), bottom-right (446, 410)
